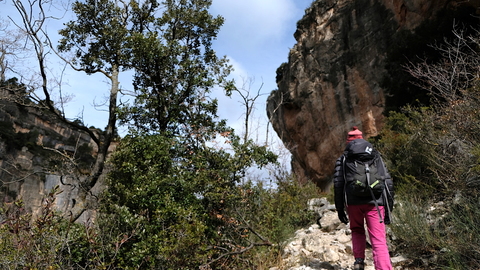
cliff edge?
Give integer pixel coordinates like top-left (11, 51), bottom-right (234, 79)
top-left (267, 0), bottom-right (480, 189)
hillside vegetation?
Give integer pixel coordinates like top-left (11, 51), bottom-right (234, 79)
top-left (1, 0), bottom-right (480, 268)
top-left (2, 27), bottom-right (480, 268)
top-left (373, 27), bottom-right (480, 269)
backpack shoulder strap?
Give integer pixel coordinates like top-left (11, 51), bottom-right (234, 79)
top-left (341, 154), bottom-right (349, 206)
top-left (365, 164), bottom-right (384, 223)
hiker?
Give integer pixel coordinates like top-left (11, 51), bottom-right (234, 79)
top-left (333, 126), bottom-right (394, 270)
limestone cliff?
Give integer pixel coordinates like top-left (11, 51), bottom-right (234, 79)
top-left (0, 89), bottom-right (109, 222)
top-left (267, 0), bottom-right (480, 190)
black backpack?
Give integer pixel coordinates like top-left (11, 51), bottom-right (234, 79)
top-left (342, 139), bottom-right (386, 198)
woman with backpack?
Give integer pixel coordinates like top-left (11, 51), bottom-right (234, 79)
top-left (333, 126), bottom-right (394, 270)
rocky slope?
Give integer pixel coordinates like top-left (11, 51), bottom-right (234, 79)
top-left (273, 198), bottom-right (410, 270)
top-left (267, 0), bottom-right (480, 190)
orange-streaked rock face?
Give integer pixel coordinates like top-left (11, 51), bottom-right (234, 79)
top-left (267, 0), bottom-right (480, 190)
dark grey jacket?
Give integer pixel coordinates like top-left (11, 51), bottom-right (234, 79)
top-left (333, 139), bottom-right (394, 215)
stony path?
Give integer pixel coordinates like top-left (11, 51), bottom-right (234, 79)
top-left (270, 198), bottom-right (409, 270)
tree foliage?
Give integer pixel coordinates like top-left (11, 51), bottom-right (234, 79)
top-left (2, 0), bottom-right (233, 221)
top-left (375, 27), bottom-right (480, 197)
top-left (374, 27), bottom-right (480, 268)
top-left (0, 1), bottom-right (322, 269)
top-left (58, 0), bottom-right (133, 74)
top-left (80, 0), bottom-right (282, 268)
top-left (116, 0), bottom-right (232, 138)
top-left (57, 0), bottom-right (136, 219)
top-left (97, 131), bottom-right (279, 269)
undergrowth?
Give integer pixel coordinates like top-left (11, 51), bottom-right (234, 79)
top-left (0, 174), bottom-right (320, 269)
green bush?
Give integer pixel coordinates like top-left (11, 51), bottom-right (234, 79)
top-left (0, 187), bottom-right (91, 269)
top-left (390, 196), bottom-right (445, 263)
top-left (374, 104), bottom-right (478, 199)
top-left (375, 95), bottom-right (480, 267)
top-left (233, 175), bottom-right (319, 269)
top-left (391, 195), bottom-right (480, 269)
top-left (241, 175), bottom-right (318, 244)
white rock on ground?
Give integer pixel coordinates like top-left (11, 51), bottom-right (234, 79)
top-left (271, 198), bottom-right (410, 270)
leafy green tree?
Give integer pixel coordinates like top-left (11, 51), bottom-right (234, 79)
top-left (5, 0), bottom-right (232, 221)
top-left (76, 0), bottom-right (278, 268)
top-left (99, 131), bottom-right (276, 269)
top-left (58, 0), bottom-right (232, 221)
top-left (57, 0), bottom-right (139, 220)
top-left (116, 0), bottom-right (232, 138)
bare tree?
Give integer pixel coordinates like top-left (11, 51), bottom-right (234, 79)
top-left (406, 27), bottom-right (480, 107)
top-left (3, 0), bottom-right (120, 221)
top-left (403, 25), bottom-right (480, 190)
top-left (0, 19), bottom-right (26, 82)
top-left (229, 77), bottom-right (266, 144)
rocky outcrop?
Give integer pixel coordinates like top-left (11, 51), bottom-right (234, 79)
top-left (0, 91), bottom-right (107, 222)
top-left (267, 0), bottom-right (480, 190)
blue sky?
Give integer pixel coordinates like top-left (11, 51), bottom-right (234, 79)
top-left (210, 0), bottom-right (313, 144)
top-left (0, 0), bottom-right (314, 145)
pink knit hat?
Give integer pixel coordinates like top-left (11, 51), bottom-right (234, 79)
top-left (346, 126), bottom-right (363, 143)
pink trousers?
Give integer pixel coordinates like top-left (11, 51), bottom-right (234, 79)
top-left (347, 204), bottom-right (392, 270)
